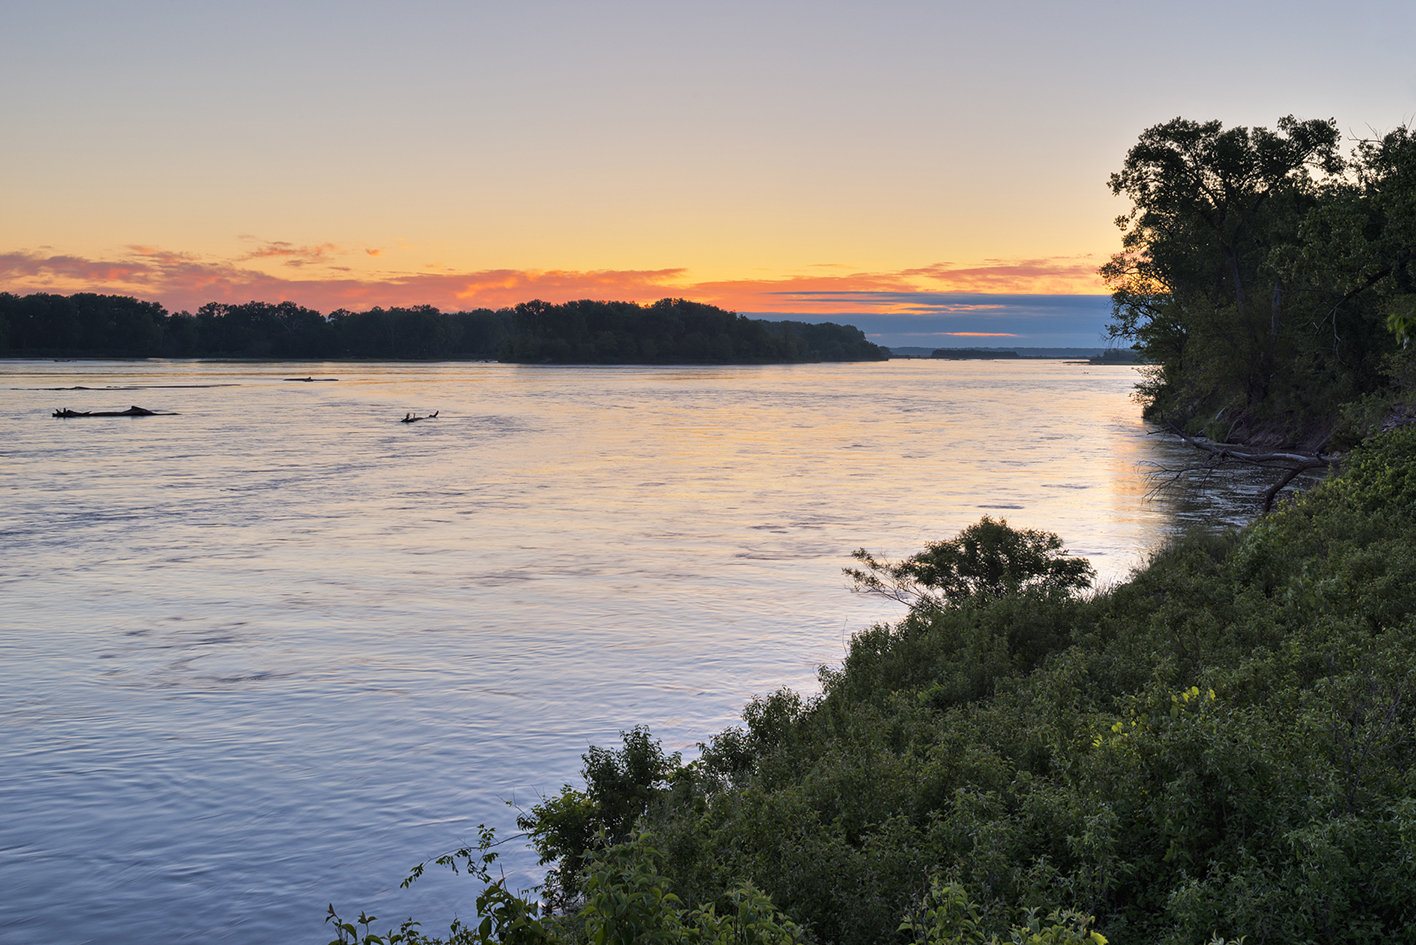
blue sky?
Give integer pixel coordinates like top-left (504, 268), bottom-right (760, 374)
top-left (748, 294), bottom-right (1116, 349)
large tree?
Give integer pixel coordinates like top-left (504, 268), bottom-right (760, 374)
top-left (1102, 116), bottom-right (1357, 443)
top-left (1285, 126), bottom-right (1416, 348)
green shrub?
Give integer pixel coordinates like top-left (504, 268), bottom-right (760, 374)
top-left (334, 430), bottom-right (1416, 944)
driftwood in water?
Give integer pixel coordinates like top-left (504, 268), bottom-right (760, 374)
top-left (53, 405), bottom-right (175, 418)
top-left (1160, 420), bottom-right (1338, 512)
top-left (400, 410), bottom-right (439, 423)
top-left (284, 377), bottom-right (339, 382)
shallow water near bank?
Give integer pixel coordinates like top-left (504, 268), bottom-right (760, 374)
top-left (1, 359), bottom-right (1288, 943)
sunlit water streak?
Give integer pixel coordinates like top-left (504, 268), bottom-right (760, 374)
top-left (0, 360), bottom-right (1288, 943)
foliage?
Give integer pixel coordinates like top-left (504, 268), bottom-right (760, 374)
top-left (517, 726), bottom-right (684, 911)
top-left (329, 429), bottom-right (1416, 943)
top-left (0, 292), bottom-right (168, 357)
top-left (899, 882), bottom-right (1106, 945)
top-left (1103, 115), bottom-right (1414, 445)
top-left (493, 428), bottom-right (1416, 945)
top-left (325, 823), bottom-right (555, 945)
top-left (0, 292), bottom-right (512, 360)
top-left (327, 829), bottom-right (807, 945)
top-left (1288, 126), bottom-right (1416, 349)
top-left (845, 517), bottom-right (1095, 612)
top-left (500, 298), bottom-right (886, 364)
top-left (0, 291), bottom-right (884, 363)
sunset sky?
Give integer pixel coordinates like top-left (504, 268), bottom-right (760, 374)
top-left (3, 1), bottom-right (1413, 347)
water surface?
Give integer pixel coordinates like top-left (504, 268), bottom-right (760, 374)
top-left (1, 359), bottom-right (1274, 943)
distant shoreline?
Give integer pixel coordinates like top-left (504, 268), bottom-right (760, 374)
top-left (885, 345), bottom-right (1141, 361)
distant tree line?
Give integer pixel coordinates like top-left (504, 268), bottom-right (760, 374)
top-left (502, 297), bottom-right (885, 363)
top-left (0, 293), bottom-right (886, 363)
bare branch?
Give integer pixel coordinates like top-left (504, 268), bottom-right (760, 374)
top-left (1157, 419), bottom-right (1339, 512)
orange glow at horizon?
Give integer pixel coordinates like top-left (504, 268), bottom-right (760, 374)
top-left (0, 246), bottom-right (1109, 317)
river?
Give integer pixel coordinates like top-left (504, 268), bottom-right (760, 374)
top-left (0, 359), bottom-right (1279, 943)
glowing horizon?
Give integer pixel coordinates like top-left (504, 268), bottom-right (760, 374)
top-left (3, 2), bottom-right (1410, 349)
top-left (0, 244), bottom-right (1109, 318)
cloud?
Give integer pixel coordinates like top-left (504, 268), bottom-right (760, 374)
top-left (899, 257), bottom-right (1105, 293)
top-left (680, 257), bottom-right (1104, 315)
top-left (777, 295), bottom-right (1115, 348)
top-left (0, 247), bottom-right (691, 313)
top-left (0, 251), bottom-right (155, 284)
top-left (236, 239), bottom-right (343, 268)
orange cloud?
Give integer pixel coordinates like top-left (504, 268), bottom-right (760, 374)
top-left (0, 248), bottom-right (690, 313)
top-left (236, 239), bottom-right (343, 268)
top-left (0, 246), bottom-right (1106, 316)
top-left (899, 258), bottom-right (1104, 293)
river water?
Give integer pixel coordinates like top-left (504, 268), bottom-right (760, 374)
top-left (0, 359), bottom-right (1278, 944)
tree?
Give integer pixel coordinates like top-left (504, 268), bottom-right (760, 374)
top-left (1102, 116), bottom-right (1348, 439)
top-left (516, 727), bottom-right (683, 911)
top-left (844, 517), bottom-right (1094, 612)
top-left (1285, 125), bottom-right (1416, 348)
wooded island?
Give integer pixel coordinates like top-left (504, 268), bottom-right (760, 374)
top-left (0, 294), bottom-right (887, 364)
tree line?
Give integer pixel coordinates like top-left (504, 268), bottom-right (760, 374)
top-left (1104, 116), bottom-right (1416, 449)
top-left (0, 293), bottom-right (886, 363)
top-left (503, 297), bottom-right (886, 363)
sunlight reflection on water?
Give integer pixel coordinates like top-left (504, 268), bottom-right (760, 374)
top-left (0, 359), bottom-right (1291, 943)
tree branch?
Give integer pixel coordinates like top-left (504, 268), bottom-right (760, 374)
top-left (1159, 420), bottom-right (1338, 512)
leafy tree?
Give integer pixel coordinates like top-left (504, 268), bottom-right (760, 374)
top-left (1275, 125), bottom-right (1416, 447)
top-left (517, 727), bottom-right (683, 911)
top-left (845, 517), bottom-right (1094, 612)
top-left (1285, 125), bottom-right (1416, 347)
top-left (499, 298), bottom-right (886, 364)
top-left (0, 291), bottom-right (168, 355)
top-left (0, 290), bottom-right (883, 364)
top-left (1102, 116), bottom-right (1364, 441)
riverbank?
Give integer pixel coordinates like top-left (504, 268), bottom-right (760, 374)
top-left (366, 425), bottom-right (1416, 944)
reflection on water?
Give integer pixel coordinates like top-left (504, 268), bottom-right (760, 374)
top-left (0, 360), bottom-right (1290, 943)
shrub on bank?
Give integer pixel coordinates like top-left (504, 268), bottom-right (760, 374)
top-left (334, 428), bottom-right (1416, 944)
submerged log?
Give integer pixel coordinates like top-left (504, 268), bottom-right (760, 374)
top-left (53, 405), bottom-right (174, 418)
top-left (400, 410), bottom-right (439, 423)
top-left (1160, 420), bottom-right (1338, 512)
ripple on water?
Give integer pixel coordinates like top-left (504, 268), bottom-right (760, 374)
top-left (0, 359), bottom-right (1290, 944)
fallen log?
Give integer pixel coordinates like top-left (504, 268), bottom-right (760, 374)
top-left (53, 405), bottom-right (176, 418)
top-left (1160, 420), bottom-right (1338, 512)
